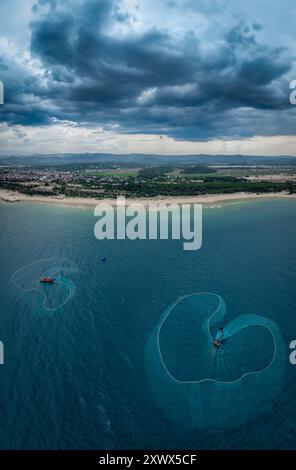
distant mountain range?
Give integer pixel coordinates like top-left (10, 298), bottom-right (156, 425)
top-left (0, 153), bottom-right (296, 167)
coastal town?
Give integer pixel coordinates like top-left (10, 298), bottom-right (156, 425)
top-left (0, 162), bottom-right (296, 200)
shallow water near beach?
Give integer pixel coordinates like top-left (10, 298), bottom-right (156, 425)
top-left (0, 198), bottom-right (296, 449)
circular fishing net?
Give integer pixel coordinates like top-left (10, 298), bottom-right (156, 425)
top-left (146, 293), bottom-right (286, 429)
top-left (10, 258), bottom-right (78, 311)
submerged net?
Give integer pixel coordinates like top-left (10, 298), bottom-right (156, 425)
top-left (146, 293), bottom-right (286, 430)
top-left (10, 258), bottom-right (79, 311)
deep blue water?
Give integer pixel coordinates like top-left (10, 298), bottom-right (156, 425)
top-left (0, 199), bottom-right (296, 449)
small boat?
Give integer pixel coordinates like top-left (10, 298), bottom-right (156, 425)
top-left (213, 326), bottom-right (225, 348)
top-left (40, 277), bottom-right (54, 284)
top-left (101, 257), bottom-right (107, 262)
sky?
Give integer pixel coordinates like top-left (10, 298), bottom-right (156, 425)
top-left (0, 0), bottom-right (295, 156)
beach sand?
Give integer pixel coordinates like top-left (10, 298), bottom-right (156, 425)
top-left (0, 188), bottom-right (296, 208)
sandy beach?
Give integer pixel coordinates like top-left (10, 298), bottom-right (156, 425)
top-left (1, 188), bottom-right (296, 208)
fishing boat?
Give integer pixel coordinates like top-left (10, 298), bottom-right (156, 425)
top-left (40, 277), bottom-right (54, 284)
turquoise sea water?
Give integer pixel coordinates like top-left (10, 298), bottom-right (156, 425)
top-left (0, 199), bottom-right (296, 449)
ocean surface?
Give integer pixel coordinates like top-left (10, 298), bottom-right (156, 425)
top-left (0, 199), bottom-right (296, 449)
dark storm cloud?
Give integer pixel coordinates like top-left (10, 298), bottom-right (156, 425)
top-left (0, 0), bottom-right (294, 139)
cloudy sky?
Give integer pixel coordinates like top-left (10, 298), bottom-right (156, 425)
top-left (0, 0), bottom-right (295, 155)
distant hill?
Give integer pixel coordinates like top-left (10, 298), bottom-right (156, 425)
top-left (0, 153), bottom-right (296, 167)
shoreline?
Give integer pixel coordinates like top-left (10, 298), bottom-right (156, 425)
top-left (0, 188), bottom-right (296, 208)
